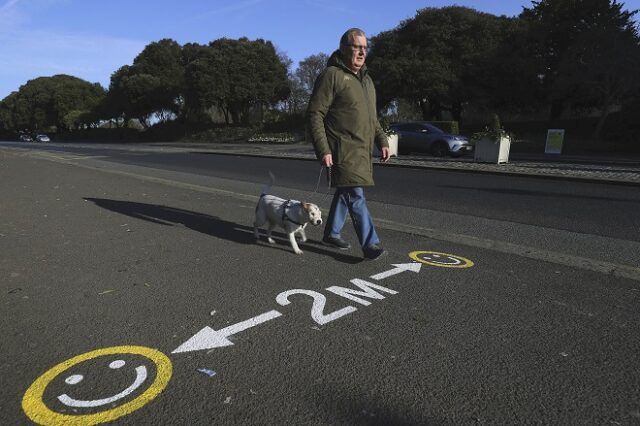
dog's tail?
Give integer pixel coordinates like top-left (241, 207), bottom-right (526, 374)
top-left (260, 171), bottom-right (276, 196)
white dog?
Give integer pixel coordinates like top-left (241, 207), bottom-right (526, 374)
top-left (253, 192), bottom-right (323, 255)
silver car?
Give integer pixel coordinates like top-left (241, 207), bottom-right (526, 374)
top-left (390, 122), bottom-right (472, 157)
top-left (35, 134), bottom-right (50, 143)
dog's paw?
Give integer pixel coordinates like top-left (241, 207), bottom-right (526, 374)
top-left (267, 237), bottom-right (276, 244)
top-left (294, 249), bottom-right (304, 255)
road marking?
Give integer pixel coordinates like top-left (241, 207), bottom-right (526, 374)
top-left (277, 289), bottom-right (358, 325)
top-left (173, 262), bottom-right (417, 354)
top-left (172, 310), bottom-right (283, 353)
top-left (22, 346), bottom-right (171, 426)
top-left (370, 262), bottom-right (422, 280)
top-left (22, 258), bottom-right (423, 422)
top-left (57, 363), bottom-right (147, 408)
top-left (326, 278), bottom-right (398, 306)
top-left (409, 251), bottom-right (474, 268)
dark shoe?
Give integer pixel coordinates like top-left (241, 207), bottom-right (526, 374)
top-left (363, 244), bottom-right (386, 260)
top-left (322, 236), bottom-right (351, 250)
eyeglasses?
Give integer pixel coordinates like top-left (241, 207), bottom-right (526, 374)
top-left (348, 44), bottom-right (369, 52)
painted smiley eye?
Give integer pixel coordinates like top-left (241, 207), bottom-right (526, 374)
top-left (109, 360), bottom-right (126, 369)
top-left (65, 375), bottom-right (83, 385)
top-left (62, 360), bottom-right (126, 387)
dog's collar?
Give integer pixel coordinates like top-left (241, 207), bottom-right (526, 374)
top-left (282, 200), bottom-right (305, 226)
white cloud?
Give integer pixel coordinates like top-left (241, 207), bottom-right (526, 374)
top-left (0, 29), bottom-right (145, 98)
top-left (0, 0), bottom-right (145, 98)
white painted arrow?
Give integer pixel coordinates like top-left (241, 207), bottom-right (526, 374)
top-left (172, 310), bottom-right (282, 354)
top-left (369, 262), bottom-right (422, 280)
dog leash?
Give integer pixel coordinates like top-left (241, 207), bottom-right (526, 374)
top-left (311, 166), bottom-right (332, 202)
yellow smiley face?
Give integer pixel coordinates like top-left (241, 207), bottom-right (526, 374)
top-left (22, 346), bottom-right (172, 425)
top-left (409, 250), bottom-right (474, 268)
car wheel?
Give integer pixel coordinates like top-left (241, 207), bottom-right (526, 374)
top-left (431, 141), bottom-right (448, 157)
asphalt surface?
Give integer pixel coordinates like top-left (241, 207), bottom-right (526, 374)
top-left (1, 142), bottom-right (639, 425)
top-left (150, 141), bottom-right (640, 185)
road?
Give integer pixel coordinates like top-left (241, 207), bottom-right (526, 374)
top-left (1, 142), bottom-right (639, 425)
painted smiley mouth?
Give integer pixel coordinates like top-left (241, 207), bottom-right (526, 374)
top-left (57, 362), bottom-right (148, 408)
top-left (427, 257), bottom-right (462, 265)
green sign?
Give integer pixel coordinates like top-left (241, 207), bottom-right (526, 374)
top-left (545, 129), bottom-right (565, 154)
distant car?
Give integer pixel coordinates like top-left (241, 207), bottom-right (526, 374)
top-left (390, 122), bottom-right (472, 157)
top-left (19, 133), bottom-right (33, 142)
top-left (35, 134), bottom-right (50, 143)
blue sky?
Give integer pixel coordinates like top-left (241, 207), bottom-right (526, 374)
top-left (1, 0), bottom-right (638, 100)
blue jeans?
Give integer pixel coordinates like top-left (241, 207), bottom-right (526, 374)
top-left (325, 187), bottom-right (380, 249)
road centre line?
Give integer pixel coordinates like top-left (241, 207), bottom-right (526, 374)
top-left (9, 148), bottom-right (640, 282)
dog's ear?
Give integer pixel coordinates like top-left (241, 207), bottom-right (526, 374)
top-left (302, 202), bottom-right (311, 211)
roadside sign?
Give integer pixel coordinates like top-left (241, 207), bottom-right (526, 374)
top-left (545, 129), bottom-right (565, 154)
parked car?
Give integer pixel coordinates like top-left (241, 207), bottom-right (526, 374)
top-left (19, 133), bottom-right (33, 142)
top-left (35, 134), bottom-right (50, 143)
top-left (390, 122), bottom-right (472, 157)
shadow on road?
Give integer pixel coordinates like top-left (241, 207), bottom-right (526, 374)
top-left (84, 198), bottom-right (362, 264)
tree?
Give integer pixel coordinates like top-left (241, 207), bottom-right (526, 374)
top-left (186, 37), bottom-right (290, 125)
top-left (133, 38), bottom-right (185, 119)
top-left (571, 20), bottom-right (640, 139)
top-left (295, 53), bottom-right (329, 107)
top-left (522, 0), bottom-right (640, 124)
top-left (0, 75), bottom-right (105, 132)
top-left (104, 65), bottom-right (154, 127)
top-left (474, 16), bottom-right (545, 113)
top-left (0, 92), bottom-right (18, 133)
top-left (105, 39), bottom-right (185, 127)
top-left (281, 53), bottom-right (328, 115)
top-left (181, 41), bottom-right (226, 124)
top-left (369, 6), bottom-right (506, 121)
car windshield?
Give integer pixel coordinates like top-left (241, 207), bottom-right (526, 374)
top-left (423, 124), bottom-right (444, 134)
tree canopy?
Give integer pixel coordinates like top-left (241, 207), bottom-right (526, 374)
top-left (369, 6), bottom-right (508, 121)
top-left (522, 0), bottom-right (640, 123)
top-left (0, 75), bottom-right (105, 132)
top-left (1, 1), bottom-right (638, 145)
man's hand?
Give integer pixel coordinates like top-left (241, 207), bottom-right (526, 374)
top-left (380, 147), bottom-right (390, 162)
top-left (322, 153), bottom-right (333, 167)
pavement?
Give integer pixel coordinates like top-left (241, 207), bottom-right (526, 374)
top-left (152, 141), bottom-right (640, 185)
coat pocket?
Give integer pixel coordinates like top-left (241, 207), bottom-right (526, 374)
top-left (337, 137), bottom-right (357, 166)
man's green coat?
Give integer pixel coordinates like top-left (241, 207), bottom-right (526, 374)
top-left (307, 51), bottom-right (388, 187)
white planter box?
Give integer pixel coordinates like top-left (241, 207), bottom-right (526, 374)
top-left (474, 135), bottom-right (511, 164)
top-left (387, 134), bottom-right (398, 157)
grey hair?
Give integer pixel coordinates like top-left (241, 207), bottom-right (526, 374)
top-left (339, 28), bottom-right (366, 48)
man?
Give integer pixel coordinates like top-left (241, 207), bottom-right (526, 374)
top-left (306, 27), bottom-right (390, 260)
